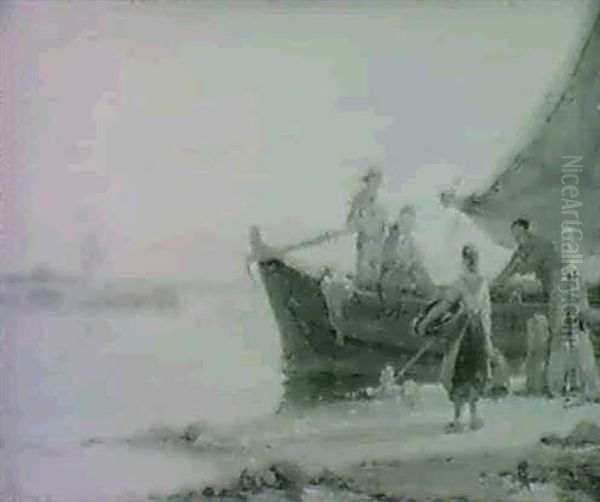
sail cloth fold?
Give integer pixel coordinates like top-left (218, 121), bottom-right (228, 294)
top-left (444, 11), bottom-right (600, 263)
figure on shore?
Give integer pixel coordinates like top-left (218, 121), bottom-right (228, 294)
top-left (346, 167), bottom-right (387, 290)
top-left (524, 314), bottom-right (550, 395)
top-left (491, 218), bottom-right (561, 395)
top-left (379, 204), bottom-right (436, 304)
top-left (416, 244), bottom-right (494, 432)
top-left (580, 297), bottom-right (600, 401)
top-left (550, 267), bottom-right (600, 401)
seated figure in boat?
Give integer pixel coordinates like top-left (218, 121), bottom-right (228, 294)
top-left (416, 244), bottom-right (494, 432)
top-left (379, 204), bottom-right (435, 304)
top-left (346, 166), bottom-right (387, 290)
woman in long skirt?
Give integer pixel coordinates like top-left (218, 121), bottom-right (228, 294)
top-left (416, 244), bottom-right (494, 432)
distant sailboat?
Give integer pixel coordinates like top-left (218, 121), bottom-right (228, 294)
top-left (80, 232), bottom-right (103, 282)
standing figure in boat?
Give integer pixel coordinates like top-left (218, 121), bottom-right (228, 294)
top-left (416, 244), bottom-right (493, 432)
top-left (491, 218), bottom-right (561, 394)
top-left (346, 166), bottom-right (388, 290)
top-left (380, 204), bottom-right (435, 304)
top-left (492, 218), bottom-right (560, 305)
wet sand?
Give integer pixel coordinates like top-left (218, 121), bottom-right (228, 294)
top-left (153, 386), bottom-right (600, 501)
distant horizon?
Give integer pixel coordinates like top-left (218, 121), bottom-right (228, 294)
top-left (0, 267), bottom-right (250, 286)
top-left (1, 0), bottom-right (595, 282)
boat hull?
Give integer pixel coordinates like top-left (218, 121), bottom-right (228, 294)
top-left (257, 258), bottom-right (600, 400)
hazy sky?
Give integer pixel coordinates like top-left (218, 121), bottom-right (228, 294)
top-left (0, 0), bottom-right (592, 281)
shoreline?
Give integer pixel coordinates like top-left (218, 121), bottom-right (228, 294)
top-left (148, 393), bottom-right (600, 502)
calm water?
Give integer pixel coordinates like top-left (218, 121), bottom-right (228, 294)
top-left (0, 281), bottom-right (283, 501)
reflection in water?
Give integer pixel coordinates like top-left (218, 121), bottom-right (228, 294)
top-left (0, 284), bottom-right (282, 501)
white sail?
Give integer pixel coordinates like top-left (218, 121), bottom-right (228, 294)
top-left (446, 9), bottom-right (600, 264)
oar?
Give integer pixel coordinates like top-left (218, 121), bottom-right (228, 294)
top-left (246, 225), bottom-right (352, 266)
top-left (395, 338), bottom-right (437, 382)
top-left (277, 228), bottom-right (352, 255)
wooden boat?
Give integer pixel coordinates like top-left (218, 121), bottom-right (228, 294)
top-left (252, 8), bottom-right (600, 400)
top-left (252, 230), bottom-right (555, 399)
